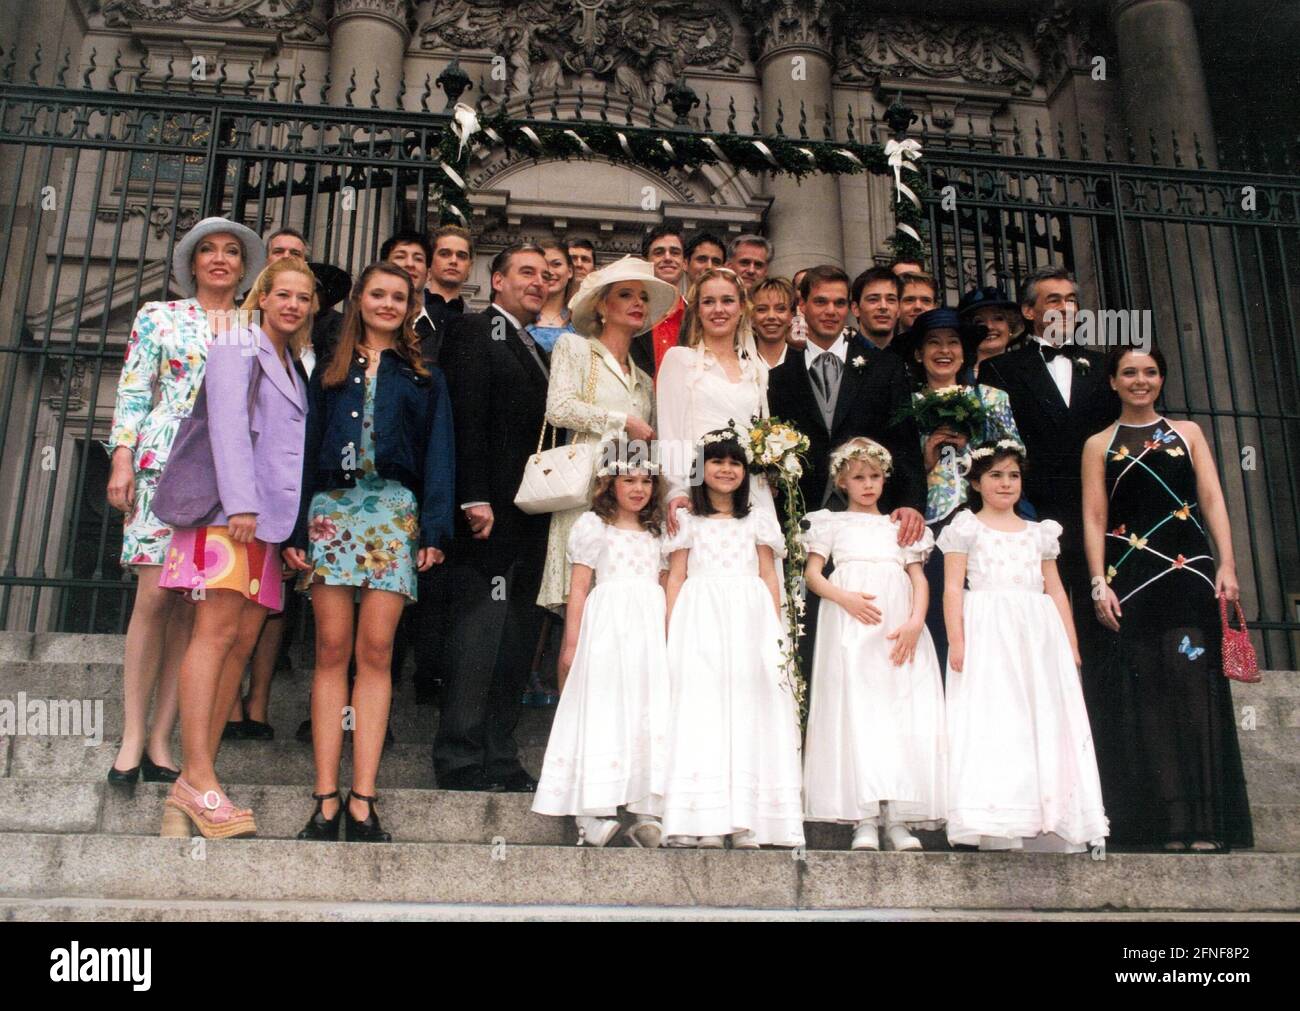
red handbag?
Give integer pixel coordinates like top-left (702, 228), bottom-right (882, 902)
top-left (1219, 595), bottom-right (1261, 683)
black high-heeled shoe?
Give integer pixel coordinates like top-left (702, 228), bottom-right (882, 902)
top-left (140, 751), bottom-right (180, 784)
top-left (345, 791), bottom-right (392, 843)
top-left (106, 762), bottom-right (139, 784)
top-left (297, 790), bottom-right (342, 841)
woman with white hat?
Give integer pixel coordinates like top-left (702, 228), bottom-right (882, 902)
top-left (103, 216), bottom-right (266, 785)
top-left (535, 255), bottom-right (678, 613)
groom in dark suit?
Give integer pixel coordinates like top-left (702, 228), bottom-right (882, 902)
top-left (768, 265), bottom-right (927, 524)
top-left (767, 265), bottom-right (927, 675)
top-left (978, 266), bottom-right (1120, 657)
top-left (434, 243), bottom-right (551, 792)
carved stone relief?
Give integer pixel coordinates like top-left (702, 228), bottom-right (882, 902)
top-left (418, 0), bottom-right (742, 101)
top-left (98, 0), bottom-right (328, 41)
top-left (836, 15), bottom-right (1038, 95)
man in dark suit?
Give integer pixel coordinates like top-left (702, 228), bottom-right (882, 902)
top-left (415, 224), bottom-right (471, 367)
top-left (768, 265), bottom-right (927, 676)
top-left (978, 266), bottom-right (1120, 660)
top-left (768, 265), bottom-right (927, 523)
top-left (434, 243), bottom-right (551, 792)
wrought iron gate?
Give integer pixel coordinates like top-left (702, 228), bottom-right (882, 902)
top-left (0, 63), bottom-right (1296, 664)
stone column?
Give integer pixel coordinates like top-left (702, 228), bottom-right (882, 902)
top-left (326, 0), bottom-right (413, 108)
top-left (1111, 0), bottom-right (1217, 167)
top-left (742, 0), bottom-right (845, 274)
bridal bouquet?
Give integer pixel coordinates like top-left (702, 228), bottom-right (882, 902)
top-left (892, 384), bottom-right (990, 440)
top-left (744, 415), bottom-right (811, 724)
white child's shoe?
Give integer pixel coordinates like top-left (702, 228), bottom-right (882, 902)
top-left (730, 829), bottom-right (760, 850)
top-left (883, 824), bottom-right (923, 852)
top-left (575, 816), bottom-right (622, 848)
top-left (851, 819), bottom-right (880, 851)
top-left (698, 835), bottom-right (725, 849)
top-left (665, 835), bottom-right (699, 848)
top-left (627, 816), bottom-right (663, 849)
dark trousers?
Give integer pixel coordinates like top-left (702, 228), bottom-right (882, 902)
top-left (432, 557), bottom-right (546, 780)
top-left (391, 563), bottom-right (454, 688)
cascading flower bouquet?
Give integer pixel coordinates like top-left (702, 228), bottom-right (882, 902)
top-left (892, 384), bottom-right (991, 440)
top-left (742, 415), bottom-right (812, 723)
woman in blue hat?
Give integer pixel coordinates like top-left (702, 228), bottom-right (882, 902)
top-left (894, 308), bottom-right (1022, 668)
top-left (956, 286), bottom-right (1026, 380)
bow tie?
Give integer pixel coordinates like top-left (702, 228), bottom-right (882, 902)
top-left (1039, 342), bottom-right (1067, 363)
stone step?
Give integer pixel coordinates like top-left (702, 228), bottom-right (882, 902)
top-left (5, 896), bottom-right (1297, 922)
top-left (2, 833), bottom-right (1296, 912)
top-left (5, 735), bottom-right (543, 787)
top-left (2, 777), bottom-right (1296, 853)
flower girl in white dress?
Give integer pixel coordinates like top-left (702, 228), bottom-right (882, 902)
top-left (803, 438), bottom-right (946, 852)
top-left (938, 442), bottom-right (1108, 852)
top-left (661, 429), bottom-right (805, 849)
top-left (532, 456), bottom-right (671, 848)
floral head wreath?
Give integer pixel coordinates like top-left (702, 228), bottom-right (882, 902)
top-left (595, 439), bottom-right (661, 478)
top-left (829, 437), bottom-right (893, 478)
top-left (697, 421), bottom-right (754, 463)
top-left (968, 438), bottom-right (1027, 462)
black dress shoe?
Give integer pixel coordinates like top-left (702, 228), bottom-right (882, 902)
top-left (497, 770), bottom-right (538, 793)
top-left (106, 762), bottom-right (139, 784)
top-left (220, 721), bottom-right (246, 741)
top-left (437, 767), bottom-right (504, 792)
top-left (297, 790), bottom-right (342, 841)
top-left (240, 719), bottom-right (274, 741)
top-left (345, 791), bottom-right (392, 843)
top-left (295, 718), bottom-right (312, 744)
top-left (140, 752), bottom-right (180, 783)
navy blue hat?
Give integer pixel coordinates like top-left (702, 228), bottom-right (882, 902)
top-left (893, 307), bottom-right (984, 368)
top-left (957, 285), bottom-right (1020, 318)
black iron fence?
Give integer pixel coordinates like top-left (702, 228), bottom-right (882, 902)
top-left (0, 57), bottom-right (1296, 665)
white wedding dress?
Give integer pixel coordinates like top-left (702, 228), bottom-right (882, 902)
top-left (660, 509), bottom-right (805, 846)
top-left (937, 510), bottom-right (1109, 851)
top-left (532, 512), bottom-right (670, 818)
top-left (801, 511), bottom-right (947, 828)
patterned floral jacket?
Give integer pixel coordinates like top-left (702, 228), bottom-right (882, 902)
top-left (922, 384), bottom-right (1021, 525)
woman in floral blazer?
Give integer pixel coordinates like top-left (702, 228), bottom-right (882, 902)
top-left (103, 217), bottom-right (265, 784)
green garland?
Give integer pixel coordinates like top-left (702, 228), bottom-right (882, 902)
top-left (433, 108), bottom-right (927, 261)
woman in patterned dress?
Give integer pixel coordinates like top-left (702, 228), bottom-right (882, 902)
top-left (104, 217), bottom-right (265, 784)
top-left (893, 308), bottom-right (1021, 669)
top-left (1082, 346), bottom-right (1252, 851)
top-left (285, 262), bottom-right (455, 843)
top-left (536, 256), bottom-right (676, 613)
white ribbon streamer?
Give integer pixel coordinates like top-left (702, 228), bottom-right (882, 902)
top-left (451, 102), bottom-right (480, 157)
top-left (660, 138), bottom-right (676, 159)
top-left (796, 146), bottom-right (816, 164)
top-left (884, 137), bottom-right (923, 204)
top-left (520, 126), bottom-right (542, 149)
top-left (483, 127), bottom-right (502, 144)
top-left (444, 203), bottom-right (468, 225)
top-left (440, 162), bottom-right (466, 190)
top-left (563, 129), bottom-right (593, 155)
top-left (897, 222), bottom-right (921, 242)
top-left (702, 136), bottom-right (728, 163)
top-left (617, 131), bottom-right (633, 159)
top-left (835, 148), bottom-right (863, 166)
top-left (897, 179), bottom-right (921, 208)
top-left (751, 140), bottom-right (779, 167)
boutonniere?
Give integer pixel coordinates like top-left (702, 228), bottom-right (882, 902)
top-left (851, 355), bottom-right (866, 369)
top-left (1074, 356), bottom-right (1091, 372)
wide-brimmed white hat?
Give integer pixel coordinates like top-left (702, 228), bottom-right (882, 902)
top-left (171, 216), bottom-right (267, 298)
top-left (567, 255), bottom-right (680, 337)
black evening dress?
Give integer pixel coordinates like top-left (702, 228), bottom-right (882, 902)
top-left (1086, 418), bottom-right (1253, 849)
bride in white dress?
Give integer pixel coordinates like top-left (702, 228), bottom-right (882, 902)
top-left (655, 267), bottom-right (781, 543)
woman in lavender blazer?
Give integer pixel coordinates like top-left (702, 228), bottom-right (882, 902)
top-left (151, 257), bottom-right (315, 839)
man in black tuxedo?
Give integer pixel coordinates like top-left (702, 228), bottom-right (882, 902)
top-left (415, 224), bottom-right (471, 367)
top-left (978, 266), bottom-right (1120, 659)
top-left (434, 243), bottom-right (551, 792)
top-left (768, 265), bottom-right (927, 675)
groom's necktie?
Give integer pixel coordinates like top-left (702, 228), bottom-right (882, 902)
top-left (810, 351), bottom-right (842, 432)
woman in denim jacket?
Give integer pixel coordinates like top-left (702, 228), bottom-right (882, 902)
top-left (285, 261), bottom-right (454, 843)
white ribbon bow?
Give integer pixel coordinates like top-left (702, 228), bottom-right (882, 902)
top-left (451, 102), bottom-right (480, 158)
top-left (884, 137), bottom-right (923, 205)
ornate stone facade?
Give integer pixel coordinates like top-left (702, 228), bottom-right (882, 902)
top-left (739, 0), bottom-right (836, 61)
top-left (836, 16), bottom-right (1038, 96)
top-left (418, 0), bottom-right (743, 101)
top-left (98, 0), bottom-right (327, 41)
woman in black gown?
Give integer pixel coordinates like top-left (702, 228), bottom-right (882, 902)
top-left (1081, 346), bottom-right (1252, 851)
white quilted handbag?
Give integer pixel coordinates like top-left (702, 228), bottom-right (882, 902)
top-left (514, 347), bottom-right (602, 515)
